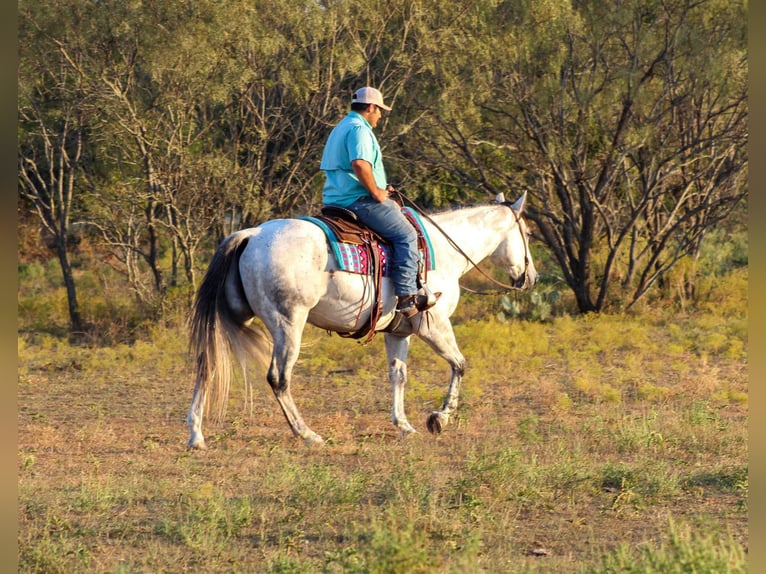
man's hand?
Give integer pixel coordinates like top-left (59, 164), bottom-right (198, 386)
top-left (369, 187), bottom-right (390, 203)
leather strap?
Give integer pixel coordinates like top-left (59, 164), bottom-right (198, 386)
top-left (336, 231), bottom-right (384, 343)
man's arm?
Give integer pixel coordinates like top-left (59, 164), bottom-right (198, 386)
top-left (351, 159), bottom-right (388, 203)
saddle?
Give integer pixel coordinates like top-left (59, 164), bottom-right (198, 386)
top-left (314, 205), bottom-right (434, 342)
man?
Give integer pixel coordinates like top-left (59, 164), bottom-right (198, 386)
top-left (320, 86), bottom-right (424, 318)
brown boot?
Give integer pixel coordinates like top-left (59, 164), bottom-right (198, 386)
top-left (396, 295), bottom-right (419, 318)
top-left (415, 290), bottom-right (441, 312)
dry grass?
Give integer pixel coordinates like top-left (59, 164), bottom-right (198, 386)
top-left (18, 280), bottom-right (747, 572)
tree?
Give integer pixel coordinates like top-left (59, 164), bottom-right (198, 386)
top-left (400, 0), bottom-right (747, 311)
top-left (18, 4), bottom-right (90, 335)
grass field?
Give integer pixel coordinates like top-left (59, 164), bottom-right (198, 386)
top-left (18, 270), bottom-right (747, 572)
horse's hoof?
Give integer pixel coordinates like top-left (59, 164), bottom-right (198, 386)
top-left (398, 423), bottom-right (417, 438)
top-left (303, 433), bottom-right (325, 447)
top-left (426, 412), bottom-right (443, 434)
top-left (187, 439), bottom-right (207, 450)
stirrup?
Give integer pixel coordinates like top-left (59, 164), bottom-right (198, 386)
top-left (416, 284), bottom-right (440, 311)
top-left (396, 295), bottom-right (418, 318)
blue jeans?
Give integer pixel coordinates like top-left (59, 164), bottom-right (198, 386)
top-left (345, 197), bottom-right (419, 297)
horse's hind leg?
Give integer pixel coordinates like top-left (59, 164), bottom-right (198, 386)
top-left (186, 377), bottom-right (207, 449)
top-left (266, 315), bottom-right (324, 446)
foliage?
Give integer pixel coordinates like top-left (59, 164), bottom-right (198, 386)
top-left (399, 0), bottom-right (748, 312)
top-left (17, 1), bottom-right (89, 333)
top-left (497, 286), bottom-right (563, 322)
top-left (17, 0), bottom-right (748, 333)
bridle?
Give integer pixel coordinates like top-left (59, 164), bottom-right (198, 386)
top-left (397, 193), bottom-right (531, 294)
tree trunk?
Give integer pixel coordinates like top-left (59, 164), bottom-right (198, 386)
top-left (54, 239), bottom-right (84, 336)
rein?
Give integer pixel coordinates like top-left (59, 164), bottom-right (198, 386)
top-left (395, 191), bottom-right (530, 295)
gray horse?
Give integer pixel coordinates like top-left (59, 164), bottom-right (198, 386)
top-left (187, 193), bottom-right (537, 448)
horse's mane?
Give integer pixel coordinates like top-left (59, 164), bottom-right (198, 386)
top-left (416, 201), bottom-right (496, 223)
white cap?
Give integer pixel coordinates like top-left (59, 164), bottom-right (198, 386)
top-left (351, 86), bottom-right (392, 111)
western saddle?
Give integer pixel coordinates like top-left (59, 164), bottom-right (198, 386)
top-left (314, 205), bottom-right (437, 342)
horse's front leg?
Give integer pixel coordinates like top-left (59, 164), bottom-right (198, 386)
top-left (416, 314), bottom-right (467, 434)
top-left (426, 360), bottom-right (465, 434)
top-left (384, 333), bottom-right (417, 437)
top-left (186, 377), bottom-right (207, 449)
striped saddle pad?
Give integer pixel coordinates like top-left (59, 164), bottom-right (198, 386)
top-left (301, 207), bottom-right (435, 276)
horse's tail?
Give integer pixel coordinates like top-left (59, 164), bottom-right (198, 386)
top-left (189, 231), bottom-right (273, 423)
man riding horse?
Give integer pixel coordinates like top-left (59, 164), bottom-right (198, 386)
top-left (320, 86), bottom-right (433, 318)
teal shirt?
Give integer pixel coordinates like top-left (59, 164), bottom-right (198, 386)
top-left (320, 111), bottom-right (388, 207)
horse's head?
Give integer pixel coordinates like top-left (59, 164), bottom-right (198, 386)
top-left (489, 192), bottom-right (538, 289)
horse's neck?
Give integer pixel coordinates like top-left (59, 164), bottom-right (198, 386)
top-left (429, 205), bottom-right (512, 276)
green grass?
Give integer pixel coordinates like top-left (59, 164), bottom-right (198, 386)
top-left (583, 519), bottom-right (746, 574)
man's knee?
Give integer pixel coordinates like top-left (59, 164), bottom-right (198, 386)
top-left (395, 214), bottom-right (417, 242)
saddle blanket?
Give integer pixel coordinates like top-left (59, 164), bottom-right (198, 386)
top-left (301, 207), bottom-right (435, 276)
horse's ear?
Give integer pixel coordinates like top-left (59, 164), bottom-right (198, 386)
top-left (495, 192), bottom-right (506, 203)
top-left (510, 191), bottom-right (527, 213)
